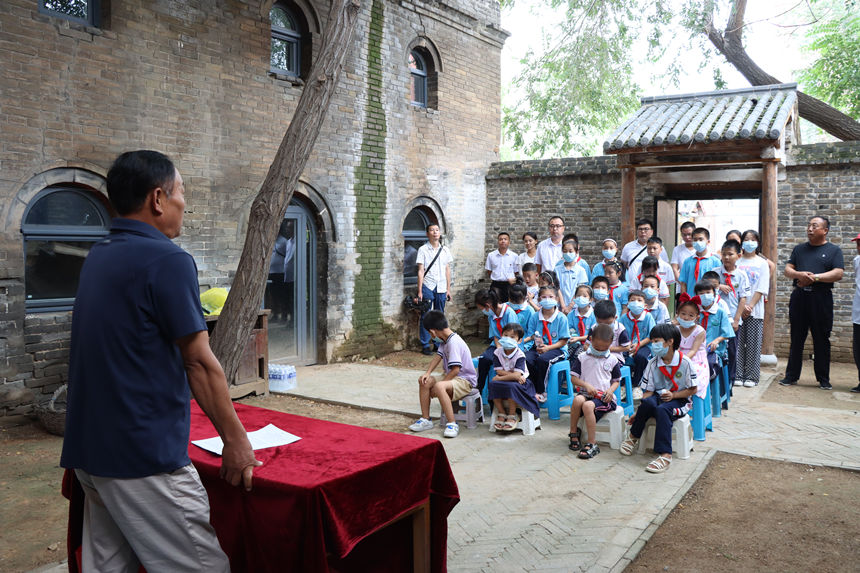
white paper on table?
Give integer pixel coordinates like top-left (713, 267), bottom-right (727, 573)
top-left (192, 423), bottom-right (301, 456)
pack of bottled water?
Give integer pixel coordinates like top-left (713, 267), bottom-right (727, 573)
top-left (268, 364), bottom-right (297, 392)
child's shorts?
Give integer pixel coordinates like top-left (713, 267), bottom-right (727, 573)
top-left (450, 377), bottom-right (476, 401)
top-left (575, 392), bottom-right (617, 421)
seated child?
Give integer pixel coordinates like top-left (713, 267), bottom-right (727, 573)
top-left (620, 323), bottom-right (698, 473)
top-left (521, 262), bottom-right (540, 309)
top-left (592, 238), bottom-right (619, 278)
top-left (567, 284), bottom-right (596, 356)
top-left (508, 283), bottom-right (536, 348)
top-left (567, 323), bottom-right (622, 459)
top-left (641, 275), bottom-right (670, 324)
top-left (555, 238), bottom-right (589, 313)
top-left (408, 310), bottom-right (478, 438)
top-left (604, 261), bottom-right (628, 317)
top-left (524, 285), bottom-right (570, 403)
top-left (591, 275), bottom-right (610, 305)
top-left (619, 290), bottom-right (657, 388)
top-left (488, 323), bottom-right (540, 431)
top-left (590, 300), bottom-right (631, 365)
top-left (475, 288), bottom-right (519, 394)
top-left (690, 281), bottom-right (734, 381)
top-left (528, 270), bottom-right (558, 311)
top-left (629, 256), bottom-right (671, 303)
top-left (675, 299), bottom-right (709, 399)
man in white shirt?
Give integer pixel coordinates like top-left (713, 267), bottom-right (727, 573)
top-left (485, 232), bottom-right (518, 302)
top-left (535, 216), bottom-right (565, 272)
top-left (417, 223), bottom-right (453, 354)
top-left (621, 218), bottom-right (669, 270)
top-left (671, 221), bottom-right (697, 281)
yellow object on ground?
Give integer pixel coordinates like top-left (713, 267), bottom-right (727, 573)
top-left (200, 288), bottom-right (229, 316)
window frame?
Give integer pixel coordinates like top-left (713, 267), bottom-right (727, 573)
top-left (402, 208), bottom-right (433, 286)
top-left (409, 49), bottom-right (429, 108)
top-left (270, 3), bottom-right (303, 78)
top-left (39, 0), bottom-right (101, 28)
top-left (22, 186), bottom-right (112, 312)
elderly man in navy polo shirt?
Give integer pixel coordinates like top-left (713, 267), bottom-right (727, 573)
top-left (61, 150), bottom-right (259, 572)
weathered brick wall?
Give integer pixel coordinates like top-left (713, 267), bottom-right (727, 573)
top-left (0, 0), bottom-right (504, 417)
top-left (485, 142), bottom-right (860, 362)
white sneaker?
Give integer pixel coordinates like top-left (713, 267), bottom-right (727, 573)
top-left (443, 422), bottom-right (460, 438)
top-left (409, 418), bottom-right (434, 432)
top-left (632, 387), bottom-right (643, 400)
top-left (733, 379), bottom-right (744, 387)
top-left (743, 380), bottom-right (757, 388)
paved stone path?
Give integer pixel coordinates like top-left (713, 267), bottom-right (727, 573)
top-left (34, 361), bottom-right (859, 573)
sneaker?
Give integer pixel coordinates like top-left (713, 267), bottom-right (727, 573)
top-left (743, 380), bottom-right (757, 388)
top-left (818, 380), bottom-right (833, 390)
top-left (421, 347), bottom-right (434, 356)
top-left (443, 422), bottom-right (460, 438)
top-left (733, 379), bottom-right (744, 387)
top-left (632, 387), bottom-right (644, 400)
top-left (851, 384), bottom-right (860, 393)
top-left (409, 418), bottom-right (434, 432)
top-left (778, 377), bottom-right (797, 386)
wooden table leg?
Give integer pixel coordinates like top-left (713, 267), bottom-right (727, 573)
top-left (411, 500), bottom-right (431, 573)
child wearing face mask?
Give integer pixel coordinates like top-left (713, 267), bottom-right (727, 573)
top-left (701, 271), bottom-right (731, 314)
top-left (556, 239), bottom-right (589, 313)
top-left (508, 283), bottom-right (536, 347)
top-left (567, 284), bottom-right (596, 357)
top-left (590, 300), bottom-right (631, 365)
top-left (641, 275), bottom-right (670, 324)
top-left (620, 290), bottom-right (657, 391)
top-left (690, 282), bottom-right (734, 382)
top-left (678, 227), bottom-right (721, 294)
top-left (592, 238), bottom-right (620, 278)
top-left (620, 324), bottom-right (698, 473)
top-left (591, 276), bottom-right (611, 306)
top-left (529, 270), bottom-right (558, 311)
top-left (567, 323), bottom-right (621, 459)
top-left (488, 323), bottom-right (540, 432)
top-left (474, 288), bottom-right (519, 395)
top-left (603, 261), bottom-right (628, 317)
top-left (524, 285), bottom-right (570, 403)
top-left (735, 229), bottom-right (771, 387)
top-left (675, 300), bottom-right (709, 399)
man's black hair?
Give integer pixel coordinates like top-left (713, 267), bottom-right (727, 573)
top-left (425, 223), bottom-right (440, 233)
top-left (422, 310), bottom-right (448, 331)
top-left (593, 300), bottom-right (617, 320)
top-left (106, 150), bottom-right (176, 216)
top-left (549, 215), bottom-right (565, 225)
top-left (680, 221), bottom-right (696, 231)
top-left (498, 232), bottom-right (510, 239)
top-left (636, 218), bottom-right (654, 230)
top-left (810, 215), bottom-right (830, 230)
top-left (650, 323), bottom-right (681, 349)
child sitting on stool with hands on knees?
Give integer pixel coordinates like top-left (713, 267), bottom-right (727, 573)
top-left (620, 323), bottom-right (698, 473)
top-left (488, 323), bottom-right (540, 431)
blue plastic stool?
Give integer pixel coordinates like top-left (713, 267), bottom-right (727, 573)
top-left (472, 357), bottom-right (491, 405)
top-left (718, 360), bottom-right (731, 410)
top-left (690, 384), bottom-right (713, 441)
top-left (544, 359), bottom-right (573, 420)
top-left (617, 365), bottom-right (635, 417)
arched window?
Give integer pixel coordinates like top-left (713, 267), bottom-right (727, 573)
top-left (22, 186), bottom-right (112, 311)
top-left (409, 49), bottom-right (428, 107)
top-left (402, 208), bottom-right (436, 285)
top-left (270, 3), bottom-right (303, 77)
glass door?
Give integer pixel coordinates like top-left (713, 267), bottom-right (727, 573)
top-left (265, 202), bottom-right (317, 365)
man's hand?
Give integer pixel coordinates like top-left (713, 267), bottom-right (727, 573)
top-left (796, 271), bottom-right (815, 287)
top-left (221, 440), bottom-right (262, 491)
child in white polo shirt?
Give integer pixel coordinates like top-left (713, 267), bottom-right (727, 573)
top-left (485, 232), bottom-right (518, 302)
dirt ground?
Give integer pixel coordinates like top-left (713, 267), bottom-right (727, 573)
top-left (761, 360), bottom-right (860, 412)
top-left (628, 452), bottom-right (860, 572)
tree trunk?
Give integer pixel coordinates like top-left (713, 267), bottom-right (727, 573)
top-left (705, 0), bottom-right (860, 141)
top-left (209, 0), bottom-right (361, 382)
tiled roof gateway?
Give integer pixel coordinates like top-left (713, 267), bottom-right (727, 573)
top-left (604, 83), bottom-right (797, 153)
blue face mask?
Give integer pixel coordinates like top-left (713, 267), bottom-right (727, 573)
top-left (693, 240), bottom-right (708, 253)
top-left (508, 302), bottom-right (524, 310)
top-left (587, 346), bottom-right (611, 358)
top-left (650, 341), bottom-right (669, 358)
top-left (628, 300), bottom-right (645, 315)
top-left (742, 240), bottom-right (758, 253)
top-left (643, 287), bottom-right (658, 300)
top-left (700, 293), bottom-right (715, 307)
top-left (602, 249), bottom-right (616, 260)
top-left (482, 308), bottom-right (494, 318)
top-left (432, 336), bottom-right (443, 345)
top-left (539, 298), bottom-right (558, 309)
top-left (677, 317), bottom-right (696, 329)
top-left (593, 289), bottom-right (609, 301)
top-left (563, 252), bottom-right (577, 263)
top-left (575, 296), bottom-right (590, 308)
top-left (498, 336), bottom-right (518, 350)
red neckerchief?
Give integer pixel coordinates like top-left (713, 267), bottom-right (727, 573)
top-left (493, 304), bottom-right (508, 335)
top-left (577, 315), bottom-right (586, 337)
top-left (513, 308), bottom-right (522, 315)
top-left (608, 284), bottom-right (619, 300)
top-left (694, 256), bottom-right (708, 281)
top-left (700, 310), bottom-right (710, 330)
top-left (657, 352), bottom-right (684, 391)
top-left (541, 317), bottom-right (554, 345)
top-left (724, 271), bottom-right (735, 295)
top-left (626, 311), bottom-right (641, 344)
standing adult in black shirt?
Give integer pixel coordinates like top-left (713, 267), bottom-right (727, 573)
top-left (780, 216), bottom-right (844, 389)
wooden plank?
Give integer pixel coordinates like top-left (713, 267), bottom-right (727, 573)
top-left (649, 168), bottom-right (763, 184)
top-left (761, 162), bottom-right (778, 356)
top-left (621, 168), bottom-right (636, 246)
top-left (411, 501), bottom-right (431, 573)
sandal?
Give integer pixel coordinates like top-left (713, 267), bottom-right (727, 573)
top-left (493, 413), bottom-right (507, 431)
top-left (578, 443), bottom-right (600, 459)
top-left (568, 430), bottom-right (581, 451)
top-left (502, 414), bottom-right (518, 431)
top-left (619, 437), bottom-right (639, 456)
top-left (645, 455), bottom-right (672, 473)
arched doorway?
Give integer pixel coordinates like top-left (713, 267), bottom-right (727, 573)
top-left (265, 200), bottom-right (317, 364)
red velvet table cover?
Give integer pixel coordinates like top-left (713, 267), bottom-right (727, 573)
top-left (64, 401), bottom-right (459, 573)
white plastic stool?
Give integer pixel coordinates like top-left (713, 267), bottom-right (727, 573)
top-left (637, 416), bottom-right (693, 460)
top-left (439, 390), bottom-right (484, 429)
top-left (488, 408), bottom-right (541, 436)
top-left (576, 408), bottom-right (626, 450)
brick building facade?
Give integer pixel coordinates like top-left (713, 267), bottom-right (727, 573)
top-left (0, 0), bottom-right (506, 418)
top-left (483, 142), bottom-right (860, 362)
